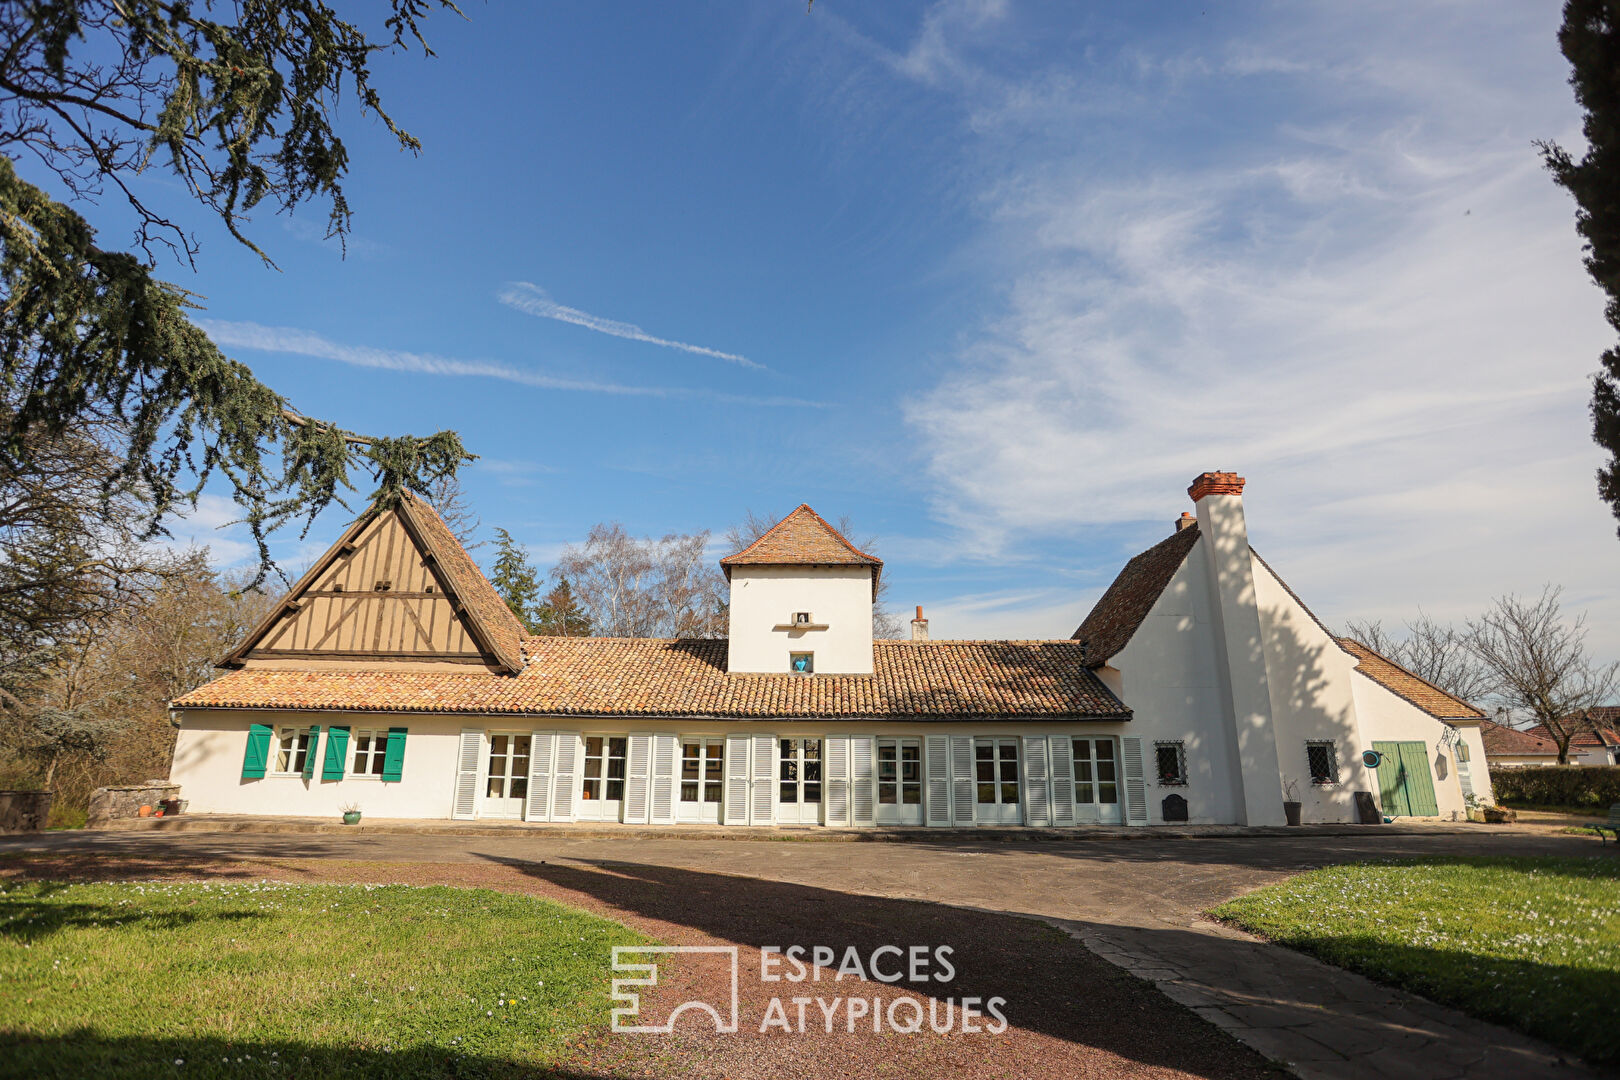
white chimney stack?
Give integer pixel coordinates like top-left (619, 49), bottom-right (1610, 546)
top-left (911, 605), bottom-right (929, 641)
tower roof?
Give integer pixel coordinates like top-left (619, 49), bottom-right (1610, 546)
top-left (720, 504), bottom-right (883, 587)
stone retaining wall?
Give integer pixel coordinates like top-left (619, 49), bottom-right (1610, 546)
top-left (88, 782), bottom-right (181, 827)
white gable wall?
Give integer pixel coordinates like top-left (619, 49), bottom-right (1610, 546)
top-left (727, 565), bottom-right (874, 675)
top-left (1251, 557), bottom-right (1372, 823)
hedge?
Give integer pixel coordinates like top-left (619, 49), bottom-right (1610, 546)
top-left (1492, 765), bottom-right (1620, 809)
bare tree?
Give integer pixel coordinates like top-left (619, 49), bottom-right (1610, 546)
top-left (1344, 613), bottom-right (1494, 705)
top-left (554, 524), bottom-right (727, 639)
top-left (725, 509), bottom-right (903, 639)
top-left (425, 474), bottom-right (483, 550)
top-left (1466, 586), bottom-right (1619, 764)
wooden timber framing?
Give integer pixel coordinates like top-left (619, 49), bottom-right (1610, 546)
top-left (219, 493), bottom-right (526, 674)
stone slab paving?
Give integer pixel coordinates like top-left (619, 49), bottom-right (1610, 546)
top-left (2, 826), bottom-right (1609, 1078)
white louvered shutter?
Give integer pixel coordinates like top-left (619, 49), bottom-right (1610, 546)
top-left (1049, 734), bottom-right (1076, 826)
top-left (950, 736), bottom-right (976, 825)
top-left (1021, 736), bottom-right (1051, 827)
top-left (925, 735), bottom-right (952, 826)
top-left (750, 734), bottom-right (776, 825)
top-left (851, 736), bottom-right (876, 827)
top-left (453, 728), bottom-right (482, 820)
top-left (524, 730), bottom-right (555, 822)
top-left (551, 732), bottom-right (580, 822)
top-left (624, 733), bottom-right (653, 825)
top-left (650, 733), bottom-right (678, 825)
top-left (1122, 736), bottom-right (1148, 825)
top-left (824, 736), bottom-right (851, 826)
top-left (724, 733), bottom-right (751, 825)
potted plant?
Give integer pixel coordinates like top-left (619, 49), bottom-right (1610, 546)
top-left (340, 803), bottom-right (362, 826)
top-left (1282, 780), bottom-right (1303, 826)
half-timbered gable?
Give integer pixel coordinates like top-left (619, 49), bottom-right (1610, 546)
top-left (220, 492), bottom-right (524, 674)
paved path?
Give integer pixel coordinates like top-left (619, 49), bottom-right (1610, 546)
top-left (2, 827), bottom-right (1607, 1079)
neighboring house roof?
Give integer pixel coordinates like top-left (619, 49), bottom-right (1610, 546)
top-left (1338, 639), bottom-right (1486, 721)
top-left (1525, 720), bottom-right (1620, 750)
top-left (174, 638), bottom-right (1131, 721)
top-left (720, 504), bottom-right (883, 587)
top-left (219, 491), bottom-right (527, 675)
top-left (1072, 524), bottom-right (1202, 664)
top-left (1480, 718), bottom-right (1559, 758)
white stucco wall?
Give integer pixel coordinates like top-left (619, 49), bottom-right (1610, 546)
top-left (1348, 672), bottom-right (1469, 819)
top-left (1451, 722), bottom-right (1494, 805)
top-left (726, 565), bottom-right (874, 674)
top-left (1252, 558), bottom-right (1376, 823)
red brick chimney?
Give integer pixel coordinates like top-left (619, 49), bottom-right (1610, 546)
top-left (1175, 511), bottom-right (1196, 532)
top-left (1188, 471), bottom-right (1245, 501)
top-left (910, 605), bottom-right (929, 641)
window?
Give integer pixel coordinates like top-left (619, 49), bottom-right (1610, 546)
top-left (1155, 741), bottom-right (1187, 786)
top-left (486, 734), bottom-right (531, 801)
top-left (877, 739), bottom-right (922, 805)
top-left (583, 736), bottom-right (628, 801)
top-left (790, 652), bottom-right (814, 674)
top-left (974, 739), bottom-right (1020, 805)
top-left (793, 611), bottom-right (812, 626)
top-left (779, 739), bottom-right (822, 804)
top-left (273, 727), bottom-right (315, 774)
top-left (351, 730), bottom-right (390, 776)
top-left (1072, 738), bottom-right (1118, 804)
top-left (1306, 741), bottom-right (1338, 785)
top-left (681, 739), bottom-right (724, 803)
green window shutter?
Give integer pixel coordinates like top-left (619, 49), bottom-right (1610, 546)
top-left (242, 723), bottom-right (273, 780)
top-left (1372, 740), bottom-right (1407, 816)
top-left (302, 725), bottom-right (322, 780)
top-left (322, 726), bottom-right (351, 781)
top-left (382, 727), bottom-right (408, 782)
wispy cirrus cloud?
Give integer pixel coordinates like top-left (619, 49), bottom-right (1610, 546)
top-left (197, 319), bottom-right (822, 408)
top-left (498, 282), bottom-right (764, 370)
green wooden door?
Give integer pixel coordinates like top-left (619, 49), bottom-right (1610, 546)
top-left (1374, 740), bottom-right (1438, 818)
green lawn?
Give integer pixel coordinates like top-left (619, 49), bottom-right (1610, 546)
top-left (1213, 857), bottom-right (1620, 1067)
top-left (0, 879), bottom-right (647, 1078)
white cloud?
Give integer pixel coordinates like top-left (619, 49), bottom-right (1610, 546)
top-left (867, 4), bottom-right (1619, 656)
top-left (153, 493), bottom-right (256, 567)
top-left (498, 282), bottom-right (764, 370)
top-left (198, 319), bottom-right (822, 408)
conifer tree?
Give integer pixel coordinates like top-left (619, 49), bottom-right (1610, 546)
top-left (490, 529), bottom-right (543, 634)
top-left (1541, 0), bottom-right (1620, 536)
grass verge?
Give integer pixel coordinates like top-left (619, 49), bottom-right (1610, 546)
top-left (1213, 856), bottom-right (1620, 1067)
top-left (0, 879), bottom-right (646, 1078)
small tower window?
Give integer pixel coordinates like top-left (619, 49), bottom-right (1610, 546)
top-left (790, 652), bottom-right (814, 674)
top-left (793, 612), bottom-right (812, 626)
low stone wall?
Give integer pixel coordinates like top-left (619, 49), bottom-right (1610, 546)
top-left (0, 791), bottom-right (53, 833)
top-left (88, 782), bottom-right (181, 827)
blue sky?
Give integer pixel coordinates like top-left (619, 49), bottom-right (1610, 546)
top-left (65, 2), bottom-right (1617, 655)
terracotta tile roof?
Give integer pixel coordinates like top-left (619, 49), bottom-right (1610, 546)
top-left (1525, 719), bottom-right (1620, 749)
top-left (720, 505), bottom-right (882, 587)
top-left (1338, 638), bottom-right (1485, 721)
top-left (1072, 524), bottom-right (1201, 664)
top-left (398, 492), bottom-right (526, 673)
top-left (1480, 718), bottom-right (1559, 757)
top-left (174, 638), bottom-right (1131, 721)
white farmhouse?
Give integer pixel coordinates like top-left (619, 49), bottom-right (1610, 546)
top-left (169, 472), bottom-right (1487, 827)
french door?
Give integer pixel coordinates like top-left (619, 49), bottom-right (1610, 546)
top-left (1071, 737), bottom-right (1122, 824)
top-left (577, 735), bottom-right (627, 822)
top-left (678, 738), bottom-right (725, 823)
top-left (974, 738), bottom-right (1022, 824)
top-left (775, 738), bottom-right (823, 824)
top-left (876, 738), bottom-right (923, 825)
top-left (482, 733), bottom-right (530, 820)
